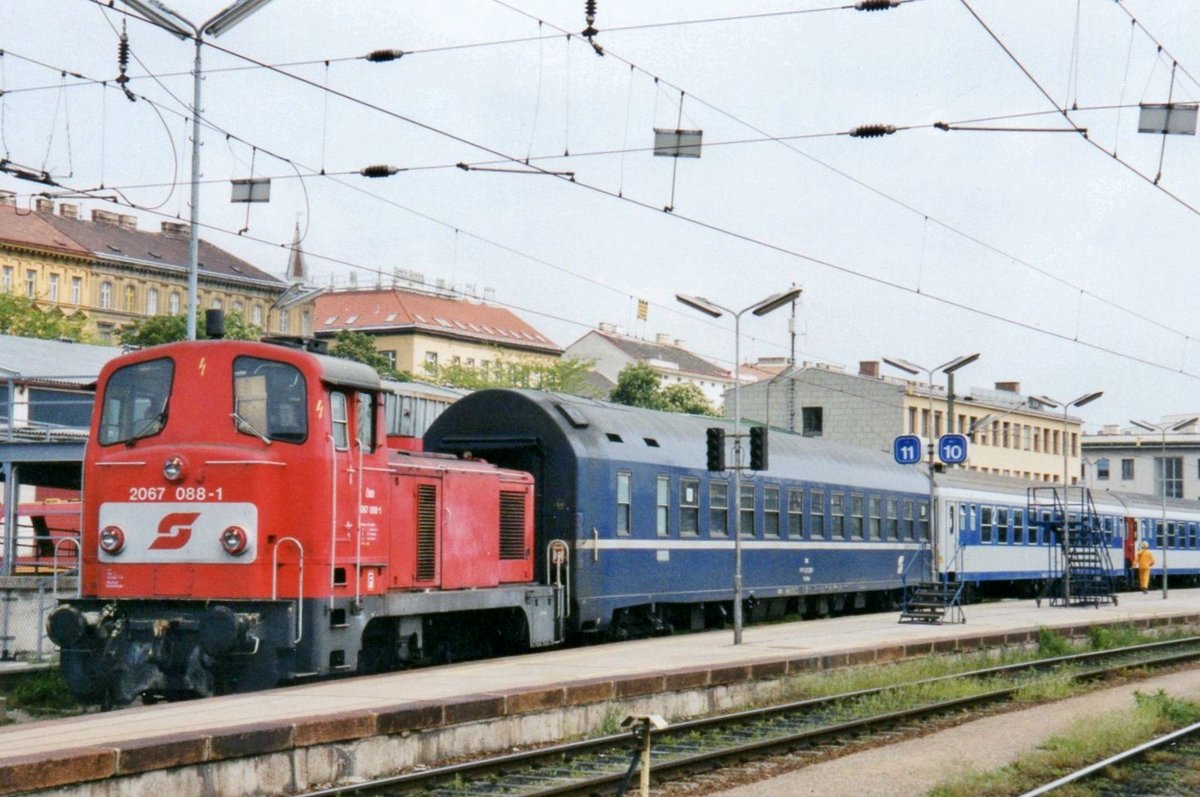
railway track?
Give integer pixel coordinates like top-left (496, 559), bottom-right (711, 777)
top-left (296, 636), bottom-right (1200, 797)
top-left (1019, 720), bottom-right (1200, 796)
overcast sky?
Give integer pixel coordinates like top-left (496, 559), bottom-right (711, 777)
top-left (3, 0), bottom-right (1200, 430)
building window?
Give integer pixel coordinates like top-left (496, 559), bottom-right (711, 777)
top-left (787, 488), bottom-right (803, 538)
top-left (99, 281), bottom-right (113, 309)
top-left (709, 480), bottom-right (728, 536)
top-left (48, 274), bottom-right (59, 302)
top-left (25, 269), bottom-right (36, 298)
top-left (656, 475), bottom-right (670, 537)
top-left (2, 266), bottom-right (11, 293)
top-left (1157, 456), bottom-right (1183, 499)
top-left (381, 351), bottom-right (397, 368)
top-left (125, 285), bottom-right (137, 312)
top-left (680, 478), bottom-right (699, 536)
top-left (211, 297), bottom-right (223, 310)
top-left (763, 485), bottom-right (780, 538)
top-left (278, 310), bottom-right (289, 333)
top-left (739, 484), bottom-right (755, 537)
top-left (801, 406), bottom-right (823, 436)
top-left (424, 351), bottom-right (438, 371)
top-left (232, 300), bottom-right (243, 315)
top-left (1096, 458), bottom-right (1109, 481)
top-left (617, 471), bottom-right (632, 536)
top-left (146, 288), bottom-right (159, 315)
top-left (251, 304), bottom-right (263, 326)
top-left (71, 276), bottom-right (82, 304)
top-left (1121, 458), bottom-right (1134, 480)
top-left (169, 292), bottom-right (181, 315)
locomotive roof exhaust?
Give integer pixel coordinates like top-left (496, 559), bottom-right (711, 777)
top-left (206, 309), bottom-right (226, 340)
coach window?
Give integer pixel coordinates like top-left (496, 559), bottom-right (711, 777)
top-left (917, 501), bottom-right (930, 540)
top-left (869, 496), bottom-right (882, 540)
top-left (850, 494), bottom-right (864, 539)
top-left (232, 356), bottom-right (307, 444)
top-left (656, 476), bottom-right (670, 537)
top-left (787, 489), bottom-right (804, 538)
top-left (356, 392), bottom-right (376, 452)
top-left (98, 357), bottom-right (174, 445)
top-left (998, 507), bottom-right (1010, 544)
top-left (810, 490), bottom-right (825, 538)
top-left (901, 500), bottom-right (914, 539)
top-left (1014, 508), bottom-right (1026, 543)
top-left (763, 486), bottom-right (781, 538)
top-left (831, 492), bottom-right (845, 540)
top-left (709, 481), bottom-right (729, 537)
top-left (886, 498), bottom-right (898, 540)
top-left (980, 506), bottom-right (994, 543)
top-left (680, 478), bottom-right (700, 536)
top-left (1155, 520), bottom-right (1165, 548)
top-left (740, 484), bottom-right (756, 537)
top-left (616, 471), bottom-right (632, 536)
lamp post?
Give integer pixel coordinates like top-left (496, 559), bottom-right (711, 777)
top-left (1130, 417), bottom-right (1197, 599)
top-left (882, 354), bottom-right (979, 581)
top-left (118, 0), bottom-right (275, 340)
top-left (677, 288), bottom-right (801, 645)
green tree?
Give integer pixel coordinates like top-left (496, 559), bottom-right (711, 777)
top-left (0, 294), bottom-right (88, 341)
top-left (427, 351), bottom-right (594, 393)
top-left (610, 362), bottom-right (665, 410)
top-left (330, 330), bottom-right (408, 381)
top-left (116, 311), bottom-right (261, 347)
top-left (659, 382), bottom-right (717, 416)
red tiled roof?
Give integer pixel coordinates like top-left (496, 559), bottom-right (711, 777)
top-left (0, 205), bottom-right (90, 257)
top-left (313, 288), bottom-right (561, 353)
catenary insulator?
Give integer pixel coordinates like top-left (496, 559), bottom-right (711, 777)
top-left (360, 165), bottom-right (400, 178)
top-left (582, 0), bottom-right (598, 39)
top-left (366, 49), bottom-right (405, 62)
top-left (856, 0), bottom-right (901, 9)
top-left (849, 124), bottom-right (897, 138)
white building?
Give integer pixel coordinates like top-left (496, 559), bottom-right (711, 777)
top-left (1083, 418), bottom-right (1200, 499)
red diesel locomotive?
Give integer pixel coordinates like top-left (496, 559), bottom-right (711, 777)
top-left (47, 336), bottom-right (561, 706)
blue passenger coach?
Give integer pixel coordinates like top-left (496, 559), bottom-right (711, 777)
top-left (424, 389), bottom-right (931, 637)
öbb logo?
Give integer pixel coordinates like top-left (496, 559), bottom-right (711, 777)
top-left (150, 512), bottom-right (201, 550)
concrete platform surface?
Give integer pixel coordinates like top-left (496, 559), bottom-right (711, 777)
top-left (1, 590), bottom-right (1199, 795)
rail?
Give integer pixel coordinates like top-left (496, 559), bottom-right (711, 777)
top-left (272, 537), bottom-right (305, 645)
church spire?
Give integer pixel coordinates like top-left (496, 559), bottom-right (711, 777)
top-left (286, 220), bottom-right (307, 284)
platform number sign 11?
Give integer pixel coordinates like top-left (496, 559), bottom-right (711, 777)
top-left (893, 434), bottom-right (922, 465)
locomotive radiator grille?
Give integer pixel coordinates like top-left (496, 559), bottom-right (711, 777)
top-left (416, 484), bottom-right (437, 581)
top-left (499, 491), bottom-right (527, 560)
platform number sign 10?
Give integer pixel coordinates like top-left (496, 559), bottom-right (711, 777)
top-left (893, 434), bottom-right (922, 465)
top-left (938, 433), bottom-right (968, 465)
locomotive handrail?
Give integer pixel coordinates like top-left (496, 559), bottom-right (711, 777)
top-left (52, 536), bottom-right (81, 600)
top-left (272, 536), bottom-right (304, 645)
top-left (547, 539), bottom-right (570, 642)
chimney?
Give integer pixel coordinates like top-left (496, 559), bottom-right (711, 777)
top-left (160, 221), bottom-right (190, 238)
top-left (59, 203), bottom-right (78, 219)
top-left (92, 209), bottom-right (120, 225)
top-left (34, 198), bottom-right (54, 214)
top-left (995, 381), bottom-right (1021, 393)
top-left (859, 360), bottom-right (880, 378)
top-left (0, 191), bottom-right (14, 207)
top-left (118, 214), bottom-right (137, 232)
top-left (656, 332), bottom-right (672, 345)
top-left (598, 322), bottom-right (615, 333)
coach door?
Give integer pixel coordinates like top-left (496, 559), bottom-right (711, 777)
top-left (328, 390), bottom-right (356, 596)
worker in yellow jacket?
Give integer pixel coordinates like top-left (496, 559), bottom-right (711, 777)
top-left (1137, 541), bottom-right (1155, 593)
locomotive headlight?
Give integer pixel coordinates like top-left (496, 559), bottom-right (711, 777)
top-left (99, 525), bottom-right (126, 555)
top-left (220, 525), bottom-right (249, 556)
top-left (162, 455), bottom-right (186, 482)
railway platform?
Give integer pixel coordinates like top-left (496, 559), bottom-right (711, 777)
top-left (2, 590), bottom-right (1200, 796)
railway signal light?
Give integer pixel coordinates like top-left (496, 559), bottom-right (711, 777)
top-left (705, 427), bottom-right (725, 471)
top-left (749, 426), bottom-right (768, 471)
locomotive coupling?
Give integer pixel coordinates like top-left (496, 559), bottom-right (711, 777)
top-left (46, 605), bottom-right (104, 648)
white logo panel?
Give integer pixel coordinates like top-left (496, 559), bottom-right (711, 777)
top-left (98, 502), bottom-right (258, 564)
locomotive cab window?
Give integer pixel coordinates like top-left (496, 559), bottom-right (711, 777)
top-left (356, 392), bottom-right (376, 452)
top-left (233, 356), bottom-right (307, 443)
top-left (98, 357), bottom-right (174, 445)
top-left (331, 392), bottom-right (349, 451)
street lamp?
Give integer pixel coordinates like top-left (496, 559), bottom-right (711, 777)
top-left (882, 353), bottom-right (980, 581)
top-left (118, 0), bottom-right (275, 340)
top-left (1034, 392), bottom-right (1103, 489)
top-left (676, 287), bottom-right (801, 645)
top-left (1130, 416), bottom-right (1197, 599)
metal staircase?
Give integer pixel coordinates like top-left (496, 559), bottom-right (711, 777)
top-left (1029, 485), bottom-right (1117, 608)
top-left (899, 538), bottom-right (965, 624)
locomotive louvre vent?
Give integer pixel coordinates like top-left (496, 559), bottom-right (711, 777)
top-left (416, 484), bottom-right (438, 581)
top-left (499, 491), bottom-right (527, 560)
